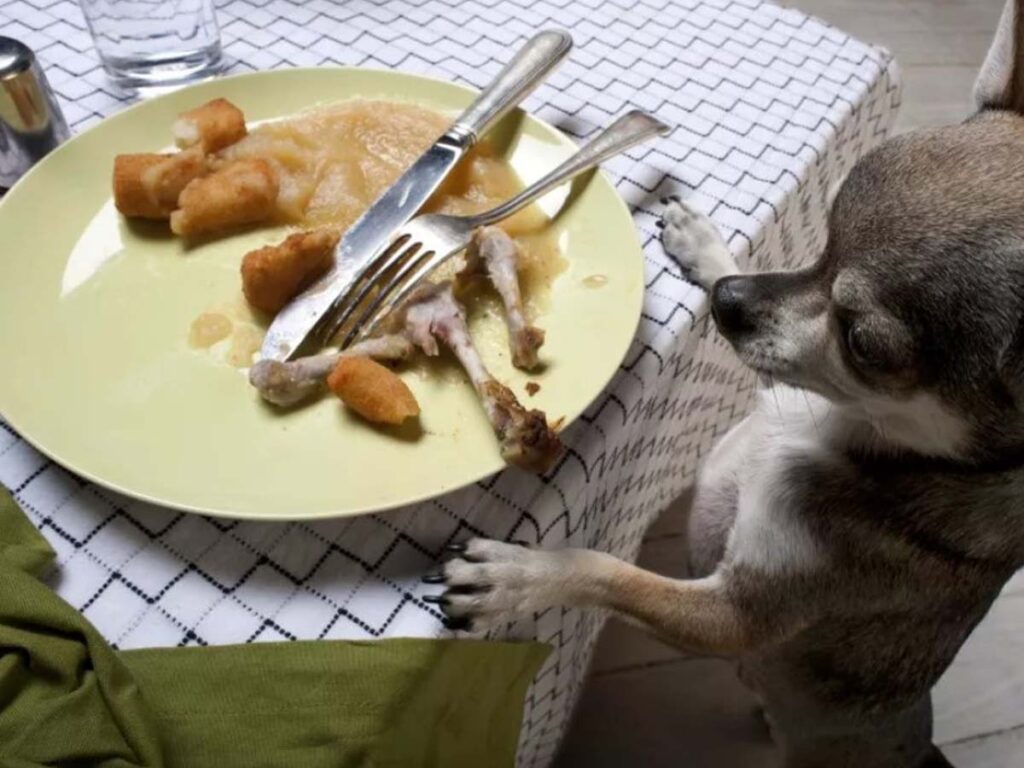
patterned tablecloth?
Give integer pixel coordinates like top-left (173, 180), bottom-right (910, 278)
top-left (0, 0), bottom-right (900, 764)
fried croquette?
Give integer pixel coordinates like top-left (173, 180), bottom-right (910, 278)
top-left (113, 153), bottom-right (170, 219)
top-left (327, 356), bottom-right (420, 425)
top-left (173, 98), bottom-right (247, 153)
top-left (142, 146), bottom-right (208, 209)
top-left (241, 228), bottom-right (338, 314)
top-left (170, 159), bottom-right (278, 237)
top-left (113, 147), bottom-right (208, 219)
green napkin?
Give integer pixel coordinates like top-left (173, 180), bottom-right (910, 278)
top-left (0, 488), bottom-right (549, 767)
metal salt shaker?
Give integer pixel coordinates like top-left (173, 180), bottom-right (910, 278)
top-left (0, 37), bottom-right (70, 189)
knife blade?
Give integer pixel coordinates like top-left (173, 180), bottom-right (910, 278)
top-left (261, 30), bottom-right (572, 361)
top-left (260, 138), bottom-right (462, 361)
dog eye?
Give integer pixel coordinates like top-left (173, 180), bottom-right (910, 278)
top-left (846, 324), bottom-right (875, 366)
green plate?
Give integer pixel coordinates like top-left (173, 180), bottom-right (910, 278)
top-left (0, 68), bottom-right (643, 520)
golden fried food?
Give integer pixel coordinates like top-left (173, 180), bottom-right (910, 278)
top-left (114, 150), bottom-right (207, 219)
top-left (113, 153), bottom-right (168, 218)
top-left (143, 145), bottom-right (208, 208)
top-left (170, 159), bottom-right (278, 237)
top-left (241, 228), bottom-right (338, 314)
top-left (173, 97), bottom-right (247, 153)
top-left (327, 356), bottom-right (420, 426)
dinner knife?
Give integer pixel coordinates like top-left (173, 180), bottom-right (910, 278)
top-left (260, 30), bottom-right (573, 361)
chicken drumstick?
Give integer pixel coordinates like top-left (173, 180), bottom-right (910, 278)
top-left (457, 226), bottom-right (545, 370)
top-left (402, 282), bottom-right (562, 472)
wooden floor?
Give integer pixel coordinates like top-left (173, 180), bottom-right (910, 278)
top-left (556, 1), bottom-right (1024, 766)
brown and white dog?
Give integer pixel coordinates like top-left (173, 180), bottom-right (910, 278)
top-left (425, 3), bottom-right (1024, 765)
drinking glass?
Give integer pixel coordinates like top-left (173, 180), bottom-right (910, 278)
top-left (78, 0), bottom-right (223, 93)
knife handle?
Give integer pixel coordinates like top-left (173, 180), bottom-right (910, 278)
top-left (450, 30), bottom-right (572, 145)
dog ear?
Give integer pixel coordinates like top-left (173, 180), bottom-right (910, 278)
top-left (975, 0), bottom-right (1024, 114)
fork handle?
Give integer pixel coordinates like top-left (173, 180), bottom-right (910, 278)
top-left (450, 30), bottom-right (572, 145)
top-left (473, 110), bottom-right (672, 226)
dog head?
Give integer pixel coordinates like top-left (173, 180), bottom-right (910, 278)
top-left (712, 0), bottom-right (1024, 462)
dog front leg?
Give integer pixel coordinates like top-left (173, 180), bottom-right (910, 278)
top-left (427, 539), bottom-right (751, 656)
top-left (660, 198), bottom-right (740, 291)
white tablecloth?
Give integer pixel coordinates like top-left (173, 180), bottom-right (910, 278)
top-left (0, 0), bottom-right (900, 764)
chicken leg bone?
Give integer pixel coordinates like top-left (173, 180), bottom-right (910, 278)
top-left (402, 282), bottom-right (562, 472)
top-left (458, 226), bottom-right (545, 370)
top-left (249, 333), bottom-right (414, 407)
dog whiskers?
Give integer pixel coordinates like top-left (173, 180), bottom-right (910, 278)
top-left (869, 414), bottom-right (890, 445)
top-left (801, 388), bottom-right (822, 438)
top-left (768, 374), bottom-right (784, 421)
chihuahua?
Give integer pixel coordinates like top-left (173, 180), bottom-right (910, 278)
top-left (426, 2), bottom-right (1024, 765)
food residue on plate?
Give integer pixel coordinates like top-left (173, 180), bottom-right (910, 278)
top-left (111, 96), bottom-right (568, 472)
top-left (188, 312), bottom-right (233, 348)
top-left (225, 323), bottom-right (264, 368)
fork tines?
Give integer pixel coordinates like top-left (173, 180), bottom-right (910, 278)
top-left (320, 227), bottom-right (449, 348)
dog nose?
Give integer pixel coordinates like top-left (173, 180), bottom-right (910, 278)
top-left (711, 276), bottom-right (756, 335)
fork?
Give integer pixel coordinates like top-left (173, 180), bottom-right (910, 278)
top-left (325, 109), bottom-right (671, 347)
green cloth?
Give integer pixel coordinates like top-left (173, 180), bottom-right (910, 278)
top-left (0, 489), bottom-right (549, 767)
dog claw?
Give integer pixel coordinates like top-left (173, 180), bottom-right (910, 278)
top-left (422, 594), bottom-right (447, 605)
top-left (654, 220), bottom-right (665, 229)
top-left (443, 616), bottom-right (473, 631)
top-left (445, 542), bottom-right (467, 554)
top-left (422, 571), bottom-right (446, 584)
top-left (659, 196), bottom-right (669, 204)
top-left (511, 539), bottom-right (531, 548)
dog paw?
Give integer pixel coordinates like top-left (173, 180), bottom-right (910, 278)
top-left (659, 197), bottom-right (738, 291)
top-left (422, 538), bottom-right (570, 631)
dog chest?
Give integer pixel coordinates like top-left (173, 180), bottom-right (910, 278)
top-left (723, 390), bottom-right (835, 574)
